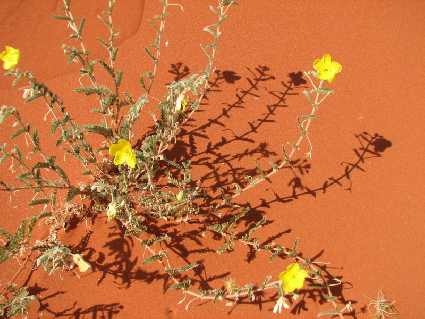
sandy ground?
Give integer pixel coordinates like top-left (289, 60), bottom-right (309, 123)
top-left (0, 1), bottom-right (424, 318)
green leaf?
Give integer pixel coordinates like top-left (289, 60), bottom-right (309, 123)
top-left (66, 187), bottom-right (81, 202)
top-left (97, 60), bottom-right (114, 76)
top-left (0, 106), bottom-right (15, 124)
top-left (0, 246), bottom-right (10, 263)
top-left (317, 87), bottom-right (334, 94)
top-left (51, 120), bottom-right (61, 133)
top-left (29, 198), bottom-right (50, 206)
top-left (114, 71), bottom-right (123, 87)
top-left (17, 172), bottom-right (32, 181)
top-left (52, 15), bottom-right (72, 21)
top-left (97, 38), bottom-right (108, 49)
top-left (84, 125), bottom-right (113, 137)
top-left (166, 263), bottom-right (199, 275)
top-left (144, 48), bottom-right (157, 62)
top-left (12, 146), bottom-right (23, 161)
top-left (170, 279), bottom-right (191, 290)
top-left (32, 162), bottom-right (51, 170)
top-left (74, 86), bottom-right (110, 96)
top-left (0, 227), bottom-right (12, 241)
top-left (111, 47), bottom-right (118, 61)
top-left (82, 169), bottom-right (92, 175)
top-left (143, 252), bottom-right (166, 264)
top-left (11, 127), bottom-right (28, 139)
top-left (78, 18), bottom-right (86, 36)
top-left (54, 165), bottom-right (70, 184)
top-left (31, 129), bottom-right (40, 151)
top-left (0, 153), bottom-right (10, 164)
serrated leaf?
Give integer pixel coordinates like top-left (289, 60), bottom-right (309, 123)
top-left (51, 120), bottom-right (61, 133)
top-left (97, 60), bottom-right (114, 76)
top-left (111, 47), bottom-right (118, 61)
top-left (32, 162), bottom-right (51, 170)
top-left (52, 15), bottom-right (72, 21)
top-left (66, 187), bottom-right (81, 202)
top-left (29, 198), bottom-right (50, 206)
top-left (166, 263), bottom-right (199, 275)
top-left (144, 48), bottom-right (157, 62)
top-left (11, 127), bottom-right (28, 139)
top-left (0, 106), bottom-right (15, 124)
top-left (0, 227), bottom-right (12, 241)
top-left (143, 252), bottom-right (165, 264)
top-left (82, 169), bottom-right (92, 175)
top-left (31, 129), bottom-right (40, 150)
top-left (74, 86), bottom-right (110, 96)
top-left (170, 279), bottom-right (191, 290)
top-left (114, 71), bottom-right (123, 87)
top-left (0, 246), bottom-right (10, 263)
top-left (97, 38), bottom-right (108, 48)
top-left (56, 136), bottom-right (64, 146)
top-left (317, 87), bottom-right (333, 94)
top-left (12, 146), bottom-right (22, 161)
top-left (17, 172), bottom-right (32, 181)
top-left (84, 125), bottom-right (113, 137)
top-left (78, 18), bottom-right (86, 36)
top-left (0, 153), bottom-right (10, 164)
top-left (55, 165), bottom-right (70, 184)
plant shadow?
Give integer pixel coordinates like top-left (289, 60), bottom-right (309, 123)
top-left (25, 62), bottom-right (392, 317)
top-left (160, 62), bottom-right (392, 315)
top-left (28, 284), bottom-right (124, 318)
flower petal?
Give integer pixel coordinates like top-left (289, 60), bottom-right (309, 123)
top-left (109, 139), bottom-right (130, 155)
top-left (0, 46), bottom-right (20, 70)
top-left (279, 262), bottom-right (308, 294)
top-left (330, 61), bottom-right (342, 74)
top-left (323, 53), bottom-right (332, 65)
top-left (109, 139), bottom-right (137, 168)
top-left (113, 151), bottom-right (127, 165)
top-left (312, 54), bottom-right (342, 83)
top-left (72, 254), bottom-right (91, 272)
top-left (126, 150), bottom-right (137, 169)
top-left (313, 57), bottom-right (323, 71)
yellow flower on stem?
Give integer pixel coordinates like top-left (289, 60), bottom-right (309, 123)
top-left (108, 139), bottom-right (137, 169)
top-left (313, 53), bottom-right (342, 83)
top-left (0, 46), bottom-right (20, 70)
top-left (279, 262), bottom-right (308, 294)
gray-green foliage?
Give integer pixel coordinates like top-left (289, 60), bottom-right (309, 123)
top-left (0, 0), bottom-right (353, 317)
top-left (0, 212), bottom-right (50, 263)
top-left (0, 285), bottom-right (35, 318)
top-left (36, 246), bottom-right (73, 275)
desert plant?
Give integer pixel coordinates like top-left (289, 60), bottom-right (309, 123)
top-left (0, 0), bottom-right (359, 317)
top-left (367, 290), bottom-right (399, 319)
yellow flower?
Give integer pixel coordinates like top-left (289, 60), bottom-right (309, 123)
top-left (313, 53), bottom-right (342, 83)
top-left (72, 254), bottom-right (91, 272)
top-left (108, 139), bottom-right (137, 169)
top-left (0, 46), bottom-right (20, 70)
top-left (175, 93), bottom-right (188, 112)
top-left (279, 262), bottom-right (308, 294)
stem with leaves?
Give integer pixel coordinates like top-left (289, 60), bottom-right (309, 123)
top-left (225, 73), bottom-right (333, 204)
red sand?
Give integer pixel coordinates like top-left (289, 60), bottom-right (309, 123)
top-left (1, 1), bottom-right (424, 318)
